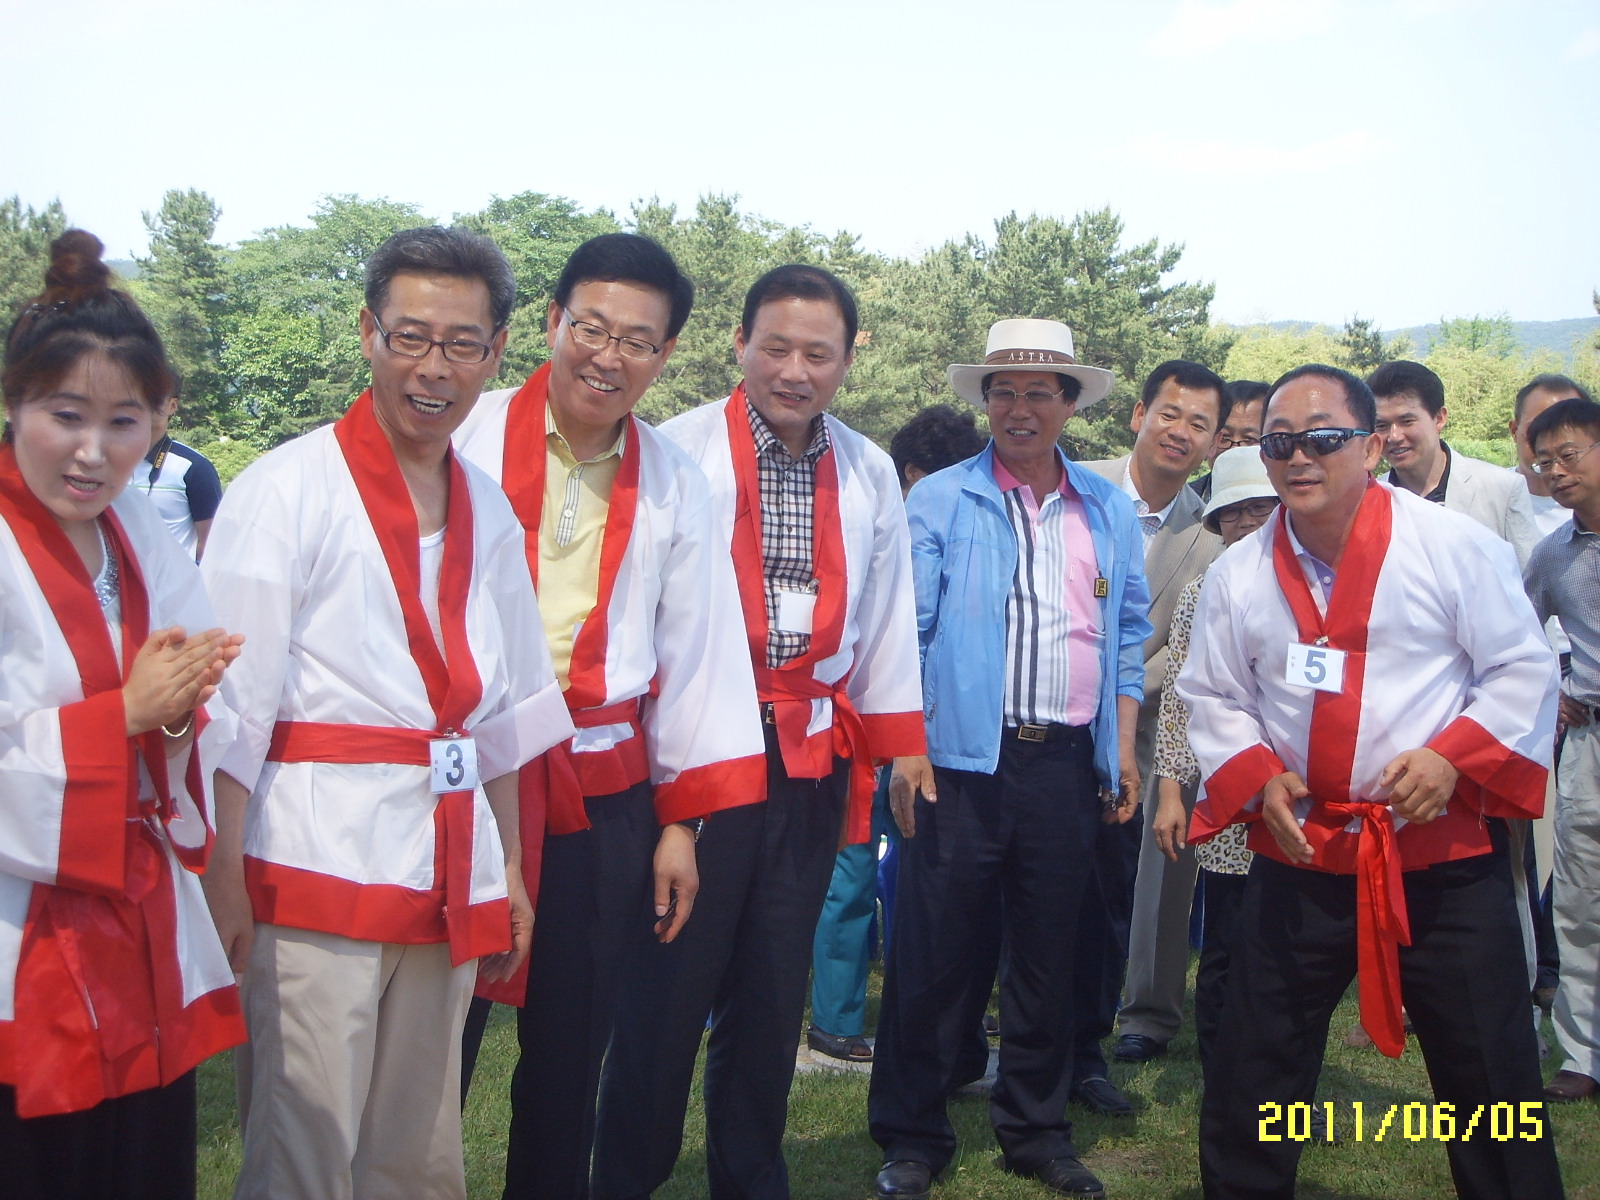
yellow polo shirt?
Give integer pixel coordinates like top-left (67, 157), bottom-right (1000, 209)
top-left (539, 410), bottom-right (625, 687)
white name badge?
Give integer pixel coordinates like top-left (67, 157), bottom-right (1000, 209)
top-left (430, 735), bottom-right (480, 793)
top-left (777, 589), bottom-right (817, 634)
top-left (1284, 642), bottom-right (1347, 694)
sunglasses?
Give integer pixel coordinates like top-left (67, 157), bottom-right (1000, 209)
top-left (1258, 427), bottom-right (1371, 461)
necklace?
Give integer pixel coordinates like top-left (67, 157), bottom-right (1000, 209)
top-left (91, 521), bottom-right (119, 609)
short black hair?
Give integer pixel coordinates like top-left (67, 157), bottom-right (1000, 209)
top-left (1526, 396), bottom-right (1600, 456)
top-left (1515, 373), bottom-right (1594, 422)
top-left (552, 233), bottom-right (695, 340)
top-left (1227, 379), bottom-right (1271, 408)
top-left (1367, 360), bottom-right (1445, 416)
top-left (1140, 359), bottom-right (1231, 428)
top-left (365, 226), bottom-right (517, 330)
top-left (889, 403), bottom-right (986, 486)
top-left (1269, 363), bottom-right (1377, 432)
top-left (741, 265), bottom-right (858, 350)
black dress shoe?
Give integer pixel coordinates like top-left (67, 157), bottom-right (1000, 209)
top-left (875, 1159), bottom-right (933, 1199)
top-left (1072, 1075), bottom-right (1133, 1116)
top-left (1113, 1032), bottom-right (1167, 1062)
top-left (1011, 1156), bottom-right (1106, 1197)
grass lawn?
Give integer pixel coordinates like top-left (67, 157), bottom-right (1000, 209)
top-left (197, 970), bottom-right (1599, 1198)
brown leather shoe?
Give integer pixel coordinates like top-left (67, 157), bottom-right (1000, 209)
top-left (1543, 1070), bottom-right (1598, 1102)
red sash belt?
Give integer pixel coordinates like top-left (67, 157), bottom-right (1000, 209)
top-left (1322, 799), bottom-right (1412, 1058)
top-left (542, 697), bottom-right (649, 836)
top-left (267, 719), bottom-right (495, 964)
top-left (758, 668), bottom-right (875, 845)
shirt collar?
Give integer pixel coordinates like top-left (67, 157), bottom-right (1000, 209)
top-left (1120, 460), bottom-right (1177, 527)
top-left (745, 394), bottom-right (829, 463)
top-left (990, 451), bottom-right (1074, 500)
top-left (546, 406), bottom-right (627, 465)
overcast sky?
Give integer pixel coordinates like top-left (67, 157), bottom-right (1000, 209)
top-left (3, 0), bottom-right (1595, 329)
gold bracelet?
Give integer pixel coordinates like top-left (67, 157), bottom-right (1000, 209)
top-left (162, 712), bottom-right (195, 738)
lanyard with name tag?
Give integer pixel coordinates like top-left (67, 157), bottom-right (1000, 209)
top-left (1284, 640), bottom-right (1347, 694)
top-left (430, 732), bottom-right (479, 793)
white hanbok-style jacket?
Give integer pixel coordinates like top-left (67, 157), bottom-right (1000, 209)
top-left (659, 392), bottom-right (926, 843)
top-left (0, 462), bottom-right (243, 1117)
top-left (203, 395), bottom-right (573, 965)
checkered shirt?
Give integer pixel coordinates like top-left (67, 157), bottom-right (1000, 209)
top-left (746, 396), bottom-right (830, 668)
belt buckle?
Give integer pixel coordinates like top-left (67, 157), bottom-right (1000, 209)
top-left (1017, 723), bottom-right (1048, 743)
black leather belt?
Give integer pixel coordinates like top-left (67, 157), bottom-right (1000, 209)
top-left (1007, 722), bottom-right (1090, 744)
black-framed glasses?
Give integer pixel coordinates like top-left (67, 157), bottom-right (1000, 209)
top-left (565, 311), bottom-right (663, 361)
top-left (1532, 442), bottom-right (1600, 476)
top-left (1216, 432), bottom-right (1261, 450)
top-left (1216, 499), bottom-right (1280, 525)
top-left (1259, 427), bottom-right (1371, 461)
top-left (983, 386), bottom-right (1067, 407)
top-left (371, 314), bottom-right (495, 365)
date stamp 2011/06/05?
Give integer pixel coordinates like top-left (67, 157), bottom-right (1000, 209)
top-left (1259, 1101), bottom-right (1547, 1143)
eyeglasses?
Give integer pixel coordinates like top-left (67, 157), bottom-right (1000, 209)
top-left (1216, 499), bottom-right (1280, 525)
top-left (1532, 442), bottom-right (1600, 476)
top-left (1216, 432), bottom-right (1260, 450)
top-left (371, 314), bottom-right (496, 365)
top-left (1258, 427), bottom-right (1371, 461)
top-left (983, 387), bottom-right (1067, 407)
top-left (565, 312), bottom-right (663, 361)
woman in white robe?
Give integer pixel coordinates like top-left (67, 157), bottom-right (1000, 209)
top-left (0, 230), bottom-right (243, 1200)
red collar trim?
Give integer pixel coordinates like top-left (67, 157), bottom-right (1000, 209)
top-left (333, 391), bottom-right (482, 730)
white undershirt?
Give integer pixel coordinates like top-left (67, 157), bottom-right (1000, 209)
top-left (419, 529), bottom-right (446, 651)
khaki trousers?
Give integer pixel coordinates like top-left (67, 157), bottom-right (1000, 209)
top-left (1553, 722), bottom-right (1600, 1081)
top-left (234, 924), bottom-right (475, 1200)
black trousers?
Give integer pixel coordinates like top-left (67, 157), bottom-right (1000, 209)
top-left (868, 728), bottom-right (1100, 1176)
top-left (482, 780), bottom-right (659, 1200)
top-left (592, 734), bottom-right (847, 1200)
top-left (0, 1072), bottom-right (196, 1200)
top-left (1193, 867), bottom-right (1248, 1080)
top-left (1069, 805), bottom-right (1140, 1082)
top-left (1200, 828), bottom-right (1565, 1200)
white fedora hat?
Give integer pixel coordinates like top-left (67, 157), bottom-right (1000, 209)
top-left (946, 318), bottom-right (1115, 410)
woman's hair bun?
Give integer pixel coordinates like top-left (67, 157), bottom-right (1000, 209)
top-left (42, 229), bottom-right (111, 305)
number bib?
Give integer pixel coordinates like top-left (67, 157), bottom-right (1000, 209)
top-left (777, 589), bottom-right (817, 634)
top-left (430, 734), bottom-right (480, 793)
top-left (1285, 642), bottom-right (1347, 694)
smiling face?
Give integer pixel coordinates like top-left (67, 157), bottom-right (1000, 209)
top-left (1130, 378), bottom-right (1220, 487)
top-left (359, 270), bottom-right (506, 461)
top-left (9, 350), bottom-right (154, 529)
top-left (1262, 374), bottom-right (1382, 539)
top-left (545, 279), bottom-right (676, 450)
top-left (983, 370), bottom-right (1076, 476)
top-left (735, 296), bottom-right (854, 457)
top-left (1533, 423), bottom-right (1600, 526)
top-left (1374, 391), bottom-right (1446, 483)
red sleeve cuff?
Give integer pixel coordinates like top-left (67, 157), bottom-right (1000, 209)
top-left (1190, 743), bottom-right (1285, 843)
top-left (1429, 716), bottom-right (1547, 819)
top-left (653, 755), bottom-right (767, 825)
top-left (56, 691), bottom-right (134, 895)
top-left (860, 711), bottom-right (927, 761)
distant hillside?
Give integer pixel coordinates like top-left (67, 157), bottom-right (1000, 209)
top-left (109, 258), bottom-right (141, 281)
top-left (1385, 317), bottom-right (1598, 360)
top-left (1249, 316), bottom-right (1597, 363)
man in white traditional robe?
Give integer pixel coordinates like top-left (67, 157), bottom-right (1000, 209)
top-left (1178, 364), bottom-right (1564, 1200)
top-left (452, 232), bottom-right (765, 1199)
top-left (202, 227), bottom-right (573, 1200)
top-left (593, 264), bottom-right (926, 1200)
